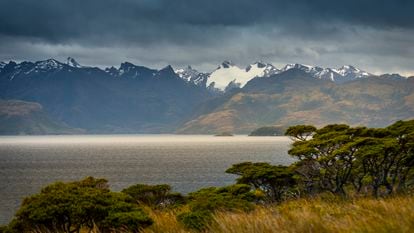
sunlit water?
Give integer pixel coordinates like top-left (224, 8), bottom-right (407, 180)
top-left (0, 135), bottom-right (294, 224)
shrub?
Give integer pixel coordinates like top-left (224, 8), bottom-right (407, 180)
top-left (122, 184), bottom-right (185, 208)
top-left (7, 177), bottom-right (153, 233)
top-left (177, 210), bottom-right (212, 231)
top-left (188, 184), bottom-right (256, 212)
top-left (226, 162), bottom-right (297, 202)
top-left (177, 184), bottom-right (257, 231)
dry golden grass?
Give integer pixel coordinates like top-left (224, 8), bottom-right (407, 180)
top-left (142, 206), bottom-right (192, 233)
top-left (142, 195), bottom-right (414, 233)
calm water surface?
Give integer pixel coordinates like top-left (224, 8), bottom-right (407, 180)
top-left (0, 135), bottom-right (294, 224)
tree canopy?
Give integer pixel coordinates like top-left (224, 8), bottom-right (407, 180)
top-left (7, 177), bottom-right (152, 233)
top-left (226, 162), bottom-right (296, 202)
top-left (287, 120), bottom-right (414, 197)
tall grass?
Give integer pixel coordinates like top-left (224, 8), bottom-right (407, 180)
top-left (142, 195), bottom-right (414, 233)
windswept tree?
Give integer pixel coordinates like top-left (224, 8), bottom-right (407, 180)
top-left (287, 124), bottom-right (359, 196)
top-left (226, 162), bottom-right (296, 202)
top-left (353, 137), bottom-right (399, 197)
top-left (286, 120), bottom-right (414, 197)
top-left (353, 121), bottom-right (414, 196)
top-left (387, 120), bottom-right (414, 191)
top-left (285, 125), bottom-right (317, 141)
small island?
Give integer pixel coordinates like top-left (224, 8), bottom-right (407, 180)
top-left (215, 132), bottom-right (234, 136)
top-left (249, 126), bottom-right (285, 136)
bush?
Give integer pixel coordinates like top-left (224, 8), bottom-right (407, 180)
top-left (188, 184), bottom-right (256, 212)
top-left (177, 210), bottom-right (212, 231)
top-left (122, 184), bottom-right (185, 208)
top-left (177, 184), bottom-right (257, 231)
top-left (0, 225), bottom-right (9, 233)
top-left (101, 210), bottom-right (153, 232)
top-left (7, 177), bottom-right (153, 233)
top-left (226, 162), bottom-right (297, 202)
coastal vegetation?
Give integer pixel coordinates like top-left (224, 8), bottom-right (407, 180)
top-left (214, 132), bottom-right (234, 137)
top-left (1, 120), bottom-right (413, 232)
top-left (248, 126), bottom-right (285, 136)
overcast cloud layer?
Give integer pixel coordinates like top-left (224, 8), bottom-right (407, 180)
top-left (0, 0), bottom-right (413, 75)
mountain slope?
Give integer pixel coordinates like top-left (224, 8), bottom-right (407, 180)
top-left (0, 100), bottom-right (81, 135)
top-left (175, 66), bottom-right (209, 87)
top-left (0, 58), bottom-right (411, 134)
top-left (206, 61), bottom-right (280, 91)
top-left (177, 69), bottom-right (414, 134)
top-left (0, 59), bottom-right (211, 133)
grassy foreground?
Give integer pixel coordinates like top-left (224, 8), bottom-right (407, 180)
top-left (142, 195), bottom-right (414, 233)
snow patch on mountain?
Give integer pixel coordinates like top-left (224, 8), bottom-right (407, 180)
top-left (66, 57), bottom-right (82, 68)
top-left (281, 63), bottom-right (372, 83)
top-left (177, 62), bottom-right (373, 90)
top-left (206, 61), bottom-right (280, 90)
top-left (118, 62), bottom-right (135, 76)
top-left (336, 65), bottom-right (371, 78)
top-left (175, 66), bottom-right (209, 86)
top-left (35, 59), bottom-right (64, 71)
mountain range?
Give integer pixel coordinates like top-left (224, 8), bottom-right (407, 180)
top-left (0, 57), bottom-right (412, 134)
top-left (175, 61), bottom-right (378, 91)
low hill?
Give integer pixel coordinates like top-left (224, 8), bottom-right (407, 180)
top-left (0, 100), bottom-right (82, 135)
top-left (249, 126), bottom-right (285, 136)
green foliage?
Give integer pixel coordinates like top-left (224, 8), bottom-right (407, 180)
top-left (177, 184), bottom-right (256, 231)
top-left (287, 120), bottom-right (414, 197)
top-left (7, 177), bottom-right (152, 233)
top-left (101, 210), bottom-right (153, 232)
top-left (226, 162), bottom-right (296, 202)
top-left (249, 126), bottom-right (285, 136)
top-left (177, 210), bottom-right (212, 231)
top-left (188, 184), bottom-right (256, 212)
top-left (122, 184), bottom-right (185, 208)
top-left (285, 125), bottom-right (317, 141)
top-left (215, 132), bottom-right (234, 136)
top-left (0, 225), bottom-right (9, 233)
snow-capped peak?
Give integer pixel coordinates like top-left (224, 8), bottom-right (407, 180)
top-left (207, 61), bottom-right (280, 91)
top-left (282, 63), bottom-right (315, 72)
top-left (280, 63), bottom-right (372, 83)
top-left (336, 65), bottom-right (371, 78)
top-left (246, 61), bottom-right (266, 71)
top-left (34, 59), bottom-right (64, 70)
top-left (175, 66), bottom-right (199, 81)
top-left (218, 60), bottom-right (235, 69)
top-left (66, 57), bottom-right (82, 68)
top-left (175, 66), bottom-right (209, 86)
top-left (118, 62), bottom-right (136, 75)
top-left (245, 61), bottom-right (280, 76)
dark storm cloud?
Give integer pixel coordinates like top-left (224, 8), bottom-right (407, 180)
top-left (1, 0), bottom-right (413, 43)
top-left (0, 0), bottom-right (413, 75)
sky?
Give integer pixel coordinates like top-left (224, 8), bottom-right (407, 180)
top-left (0, 0), bottom-right (413, 75)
